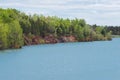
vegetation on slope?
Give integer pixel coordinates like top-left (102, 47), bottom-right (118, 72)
top-left (0, 8), bottom-right (112, 49)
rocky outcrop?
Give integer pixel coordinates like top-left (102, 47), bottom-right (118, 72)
top-left (44, 35), bottom-right (58, 44)
top-left (58, 36), bottom-right (77, 42)
top-left (24, 34), bottom-right (77, 46)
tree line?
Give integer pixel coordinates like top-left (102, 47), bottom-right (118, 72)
top-left (105, 26), bottom-right (120, 35)
top-left (0, 8), bottom-right (112, 49)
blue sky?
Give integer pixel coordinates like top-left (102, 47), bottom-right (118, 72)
top-left (0, 0), bottom-right (120, 26)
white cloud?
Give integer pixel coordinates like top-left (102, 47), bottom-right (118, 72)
top-left (0, 0), bottom-right (120, 25)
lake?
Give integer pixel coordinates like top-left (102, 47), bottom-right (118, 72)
top-left (0, 38), bottom-right (120, 80)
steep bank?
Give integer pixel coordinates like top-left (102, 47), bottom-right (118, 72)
top-left (23, 34), bottom-right (112, 46)
top-left (24, 35), bottom-right (77, 45)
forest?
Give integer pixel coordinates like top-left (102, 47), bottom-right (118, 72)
top-left (106, 26), bottom-right (120, 35)
top-left (0, 8), bottom-right (112, 49)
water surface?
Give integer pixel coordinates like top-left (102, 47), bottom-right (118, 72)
top-left (0, 38), bottom-right (120, 80)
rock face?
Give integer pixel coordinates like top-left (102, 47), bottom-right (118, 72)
top-left (24, 34), bottom-right (77, 45)
top-left (58, 36), bottom-right (77, 42)
top-left (44, 35), bottom-right (58, 44)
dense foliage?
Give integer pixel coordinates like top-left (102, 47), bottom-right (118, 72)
top-left (106, 26), bottom-right (120, 35)
top-left (0, 8), bottom-right (112, 49)
top-left (0, 8), bottom-right (23, 49)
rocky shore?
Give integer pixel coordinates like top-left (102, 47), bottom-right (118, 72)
top-left (24, 34), bottom-right (78, 45)
top-left (24, 34), bottom-right (111, 46)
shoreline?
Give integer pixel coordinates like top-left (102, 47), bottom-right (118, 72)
top-left (0, 36), bottom-right (113, 51)
top-left (24, 34), bottom-right (112, 45)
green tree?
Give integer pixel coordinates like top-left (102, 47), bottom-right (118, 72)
top-left (0, 23), bottom-right (9, 49)
top-left (8, 20), bottom-right (23, 48)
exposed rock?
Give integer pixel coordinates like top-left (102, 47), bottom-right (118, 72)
top-left (24, 34), bottom-right (78, 46)
top-left (44, 35), bottom-right (58, 44)
top-left (58, 35), bottom-right (77, 42)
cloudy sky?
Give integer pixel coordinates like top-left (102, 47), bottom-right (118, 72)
top-left (0, 0), bottom-right (120, 26)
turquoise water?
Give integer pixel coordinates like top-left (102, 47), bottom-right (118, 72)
top-left (0, 38), bottom-right (120, 80)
